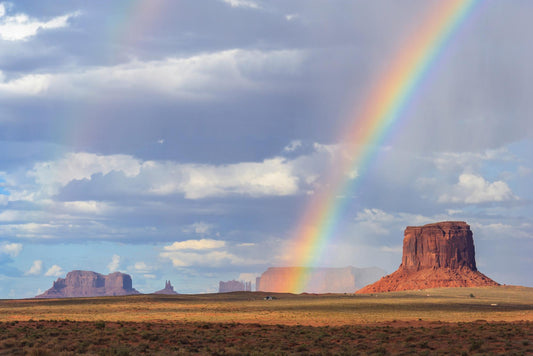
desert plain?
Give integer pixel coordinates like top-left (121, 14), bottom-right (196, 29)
top-left (0, 285), bottom-right (531, 355)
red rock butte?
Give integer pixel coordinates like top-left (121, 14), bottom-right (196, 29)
top-left (357, 221), bottom-right (499, 293)
top-left (36, 270), bottom-right (140, 298)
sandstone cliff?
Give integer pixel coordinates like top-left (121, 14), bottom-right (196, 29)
top-left (357, 221), bottom-right (498, 293)
top-left (36, 270), bottom-right (140, 298)
top-left (154, 280), bottom-right (178, 295)
top-left (257, 266), bottom-right (386, 293)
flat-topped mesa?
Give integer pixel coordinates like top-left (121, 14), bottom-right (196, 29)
top-left (36, 270), bottom-right (140, 298)
top-left (356, 221), bottom-right (498, 294)
top-left (256, 266), bottom-right (386, 293)
top-left (401, 221), bottom-right (476, 271)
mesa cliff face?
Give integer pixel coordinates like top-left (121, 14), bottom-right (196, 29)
top-left (257, 266), bottom-right (386, 293)
top-left (36, 270), bottom-right (140, 298)
top-left (402, 222), bottom-right (476, 271)
top-left (357, 221), bottom-right (498, 293)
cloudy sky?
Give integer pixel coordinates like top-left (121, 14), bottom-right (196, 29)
top-left (0, 0), bottom-right (531, 297)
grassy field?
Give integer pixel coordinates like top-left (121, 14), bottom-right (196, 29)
top-left (0, 286), bottom-right (531, 354)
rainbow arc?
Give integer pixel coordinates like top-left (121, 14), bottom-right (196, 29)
top-left (284, 0), bottom-right (482, 293)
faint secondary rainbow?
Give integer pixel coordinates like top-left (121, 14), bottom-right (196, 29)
top-left (282, 0), bottom-right (482, 293)
top-left (66, 0), bottom-right (169, 148)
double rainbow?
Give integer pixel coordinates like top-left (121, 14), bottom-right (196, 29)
top-left (283, 0), bottom-right (482, 293)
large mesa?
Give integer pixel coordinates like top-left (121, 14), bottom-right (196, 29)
top-left (257, 266), bottom-right (386, 293)
top-left (36, 270), bottom-right (140, 298)
top-left (357, 221), bottom-right (498, 293)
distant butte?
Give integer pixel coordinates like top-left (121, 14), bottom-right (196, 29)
top-left (36, 270), bottom-right (140, 298)
top-left (357, 221), bottom-right (498, 293)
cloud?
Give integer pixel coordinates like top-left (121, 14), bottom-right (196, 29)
top-left (283, 140), bottom-right (302, 152)
top-left (0, 71), bottom-right (51, 96)
top-left (0, 4), bottom-right (78, 41)
top-left (44, 265), bottom-right (63, 277)
top-left (285, 14), bottom-right (299, 21)
top-left (355, 208), bottom-right (399, 235)
top-left (0, 49), bottom-right (305, 99)
top-left (221, 0), bottom-right (260, 9)
top-left (163, 239), bottom-right (225, 251)
top-left (30, 152), bottom-right (141, 188)
top-left (151, 157), bottom-right (299, 199)
top-left (20, 152), bottom-right (306, 200)
top-left (161, 250), bottom-right (254, 267)
top-left (183, 222), bottom-right (212, 235)
top-left (0, 145), bottom-right (337, 243)
top-left (160, 239), bottom-right (262, 267)
top-left (430, 148), bottom-right (515, 173)
top-left (0, 242), bottom-right (22, 257)
top-left (438, 173), bottom-right (517, 204)
top-left (313, 143), bottom-right (339, 155)
top-left (61, 201), bottom-right (112, 215)
top-left (27, 152), bottom-right (142, 196)
top-left (107, 254), bottom-right (121, 272)
top-left (133, 262), bottom-right (153, 274)
top-left (25, 260), bottom-right (42, 276)
top-left (471, 222), bottom-right (533, 240)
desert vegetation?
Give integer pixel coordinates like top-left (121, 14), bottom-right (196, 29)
top-left (0, 319), bottom-right (531, 355)
top-left (0, 286), bottom-right (531, 354)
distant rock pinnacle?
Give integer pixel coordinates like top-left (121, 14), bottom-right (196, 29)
top-left (154, 280), bottom-right (178, 295)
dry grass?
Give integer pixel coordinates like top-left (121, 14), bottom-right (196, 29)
top-left (0, 286), bottom-right (531, 355)
top-left (0, 286), bottom-right (530, 325)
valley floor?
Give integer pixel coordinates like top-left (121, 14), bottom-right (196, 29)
top-left (0, 286), bottom-right (531, 354)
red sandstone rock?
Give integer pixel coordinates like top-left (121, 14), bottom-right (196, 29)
top-left (36, 270), bottom-right (140, 298)
top-left (357, 221), bottom-right (498, 293)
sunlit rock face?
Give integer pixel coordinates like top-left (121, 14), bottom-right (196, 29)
top-left (36, 270), bottom-right (140, 298)
top-left (402, 222), bottom-right (477, 271)
top-left (357, 222), bottom-right (499, 294)
top-left (256, 266), bottom-right (386, 293)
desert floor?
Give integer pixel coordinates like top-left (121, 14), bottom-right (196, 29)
top-left (0, 286), bottom-right (531, 355)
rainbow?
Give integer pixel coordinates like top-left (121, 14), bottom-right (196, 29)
top-left (282, 0), bottom-right (483, 293)
top-left (66, 0), bottom-right (170, 148)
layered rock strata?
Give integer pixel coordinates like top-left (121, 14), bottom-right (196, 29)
top-left (357, 221), bottom-right (498, 293)
top-left (37, 270), bottom-right (140, 298)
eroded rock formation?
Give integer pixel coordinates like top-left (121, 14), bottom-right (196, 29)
top-left (256, 266), bottom-right (386, 293)
top-left (36, 270), bottom-right (140, 298)
top-left (357, 221), bottom-right (498, 293)
top-left (154, 280), bottom-right (178, 295)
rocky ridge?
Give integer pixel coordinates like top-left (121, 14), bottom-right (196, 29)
top-left (357, 221), bottom-right (498, 293)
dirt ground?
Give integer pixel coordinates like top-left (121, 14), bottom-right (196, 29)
top-left (0, 286), bottom-right (531, 355)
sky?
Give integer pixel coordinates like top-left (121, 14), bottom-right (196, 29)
top-left (0, 0), bottom-right (531, 298)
